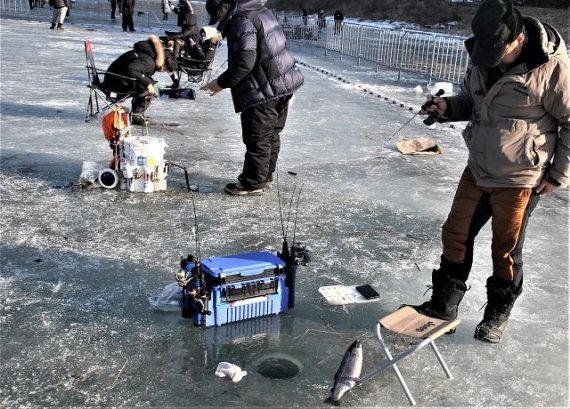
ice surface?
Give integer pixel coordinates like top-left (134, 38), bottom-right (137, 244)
top-left (0, 15), bottom-right (568, 408)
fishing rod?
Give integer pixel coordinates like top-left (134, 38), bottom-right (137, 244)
top-left (276, 170), bottom-right (311, 265)
top-left (383, 88), bottom-right (445, 146)
top-left (176, 188), bottom-right (211, 326)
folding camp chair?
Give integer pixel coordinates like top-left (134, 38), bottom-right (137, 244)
top-left (359, 306), bottom-right (460, 406)
top-left (84, 40), bottom-right (137, 121)
top-left (176, 54), bottom-right (217, 86)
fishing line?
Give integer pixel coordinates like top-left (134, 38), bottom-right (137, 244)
top-left (291, 182), bottom-right (304, 250)
top-left (189, 187), bottom-right (201, 261)
top-left (284, 171), bottom-right (298, 240)
top-left (276, 168), bottom-right (286, 241)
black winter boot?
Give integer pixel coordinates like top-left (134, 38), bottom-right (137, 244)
top-left (409, 268), bottom-right (468, 321)
top-left (57, 23), bottom-right (64, 30)
top-left (50, 23), bottom-right (56, 29)
top-left (474, 276), bottom-right (522, 343)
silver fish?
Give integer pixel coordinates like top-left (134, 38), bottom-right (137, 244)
top-left (325, 340), bottom-right (363, 406)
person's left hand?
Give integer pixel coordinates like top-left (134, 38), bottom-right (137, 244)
top-left (201, 79), bottom-right (223, 96)
top-left (535, 179), bottom-right (558, 195)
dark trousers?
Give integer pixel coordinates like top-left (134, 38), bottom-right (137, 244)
top-left (238, 95), bottom-right (292, 189)
top-left (122, 11), bottom-right (134, 31)
top-left (111, 0), bottom-right (117, 18)
top-left (441, 167), bottom-right (540, 285)
top-left (132, 93), bottom-right (150, 114)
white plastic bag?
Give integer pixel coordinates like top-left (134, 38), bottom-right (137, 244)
top-left (215, 362), bottom-right (247, 383)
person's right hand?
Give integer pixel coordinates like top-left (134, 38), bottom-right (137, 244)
top-left (423, 96), bottom-right (447, 117)
top-left (147, 83), bottom-right (157, 96)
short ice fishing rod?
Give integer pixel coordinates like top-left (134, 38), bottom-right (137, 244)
top-left (384, 88), bottom-right (445, 145)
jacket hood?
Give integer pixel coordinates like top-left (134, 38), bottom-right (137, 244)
top-left (133, 35), bottom-right (165, 68)
top-left (465, 16), bottom-right (567, 71)
top-left (234, 0), bottom-right (266, 13)
top-left (217, 0), bottom-right (267, 31)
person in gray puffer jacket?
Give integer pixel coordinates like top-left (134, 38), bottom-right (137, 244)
top-left (202, 0), bottom-right (304, 195)
top-left (49, 0), bottom-right (69, 30)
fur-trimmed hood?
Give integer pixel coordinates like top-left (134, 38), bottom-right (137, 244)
top-left (133, 35), bottom-right (165, 68)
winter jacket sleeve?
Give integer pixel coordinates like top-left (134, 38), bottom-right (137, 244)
top-left (216, 18), bottom-right (258, 89)
top-left (543, 57), bottom-right (570, 187)
top-left (126, 58), bottom-right (155, 91)
top-left (445, 66), bottom-right (476, 121)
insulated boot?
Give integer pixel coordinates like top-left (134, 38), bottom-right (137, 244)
top-left (474, 276), bottom-right (522, 344)
top-left (50, 23), bottom-right (56, 29)
top-left (410, 268), bottom-right (468, 321)
top-left (57, 23), bottom-right (64, 30)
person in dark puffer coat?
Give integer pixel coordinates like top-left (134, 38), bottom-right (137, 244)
top-left (102, 36), bottom-right (166, 125)
top-left (121, 0), bottom-right (135, 32)
top-left (202, 0), bottom-right (304, 195)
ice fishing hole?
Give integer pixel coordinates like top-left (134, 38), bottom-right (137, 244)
top-left (256, 353), bottom-right (303, 379)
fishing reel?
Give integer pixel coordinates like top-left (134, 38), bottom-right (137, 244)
top-left (177, 253), bottom-right (212, 326)
top-left (420, 89), bottom-right (445, 126)
top-left (291, 242), bottom-right (312, 266)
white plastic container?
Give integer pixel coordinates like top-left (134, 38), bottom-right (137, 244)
top-left (120, 136), bottom-right (168, 193)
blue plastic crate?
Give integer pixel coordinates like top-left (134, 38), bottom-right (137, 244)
top-left (200, 251), bottom-right (290, 327)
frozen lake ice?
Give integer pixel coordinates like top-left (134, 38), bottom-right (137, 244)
top-left (0, 15), bottom-right (568, 408)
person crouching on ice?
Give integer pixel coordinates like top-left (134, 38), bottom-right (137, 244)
top-left (102, 35), bottom-right (167, 126)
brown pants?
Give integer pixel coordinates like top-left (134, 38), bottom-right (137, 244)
top-left (441, 167), bottom-right (540, 284)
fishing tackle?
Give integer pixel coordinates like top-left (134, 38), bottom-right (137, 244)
top-left (384, 89), bottom-right (445, 145)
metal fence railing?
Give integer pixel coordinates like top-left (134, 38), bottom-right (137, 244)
top-left (281, 16), bottom-right (470, 84)
top-left (0, 2), bottom-right (470, 84)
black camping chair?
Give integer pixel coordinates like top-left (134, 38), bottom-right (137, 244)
top-left (84, 40), bottom-right (138, 121)
top-left (162, 31), bottom-right (220, 88)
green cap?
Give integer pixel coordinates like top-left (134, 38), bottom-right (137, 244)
top-left (471, 0), bottom-right (523, 68)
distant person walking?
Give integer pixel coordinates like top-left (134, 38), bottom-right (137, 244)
top-left (173, 0), bottom-right (197, 37)
top-left (162, 0), bottom-right (173, 21)
top-left (302, 8), bottom-right (308, 26)
top-left (317, 9), bottom-right (325, 29)
top-left (49, 0), bottom-right (68, 30)
top-left (110, 0), bottom-right (119, 20)
top-left (333, 9), bottom-right (344, 34)
top-left (121, 0), bottom-right (135, 32)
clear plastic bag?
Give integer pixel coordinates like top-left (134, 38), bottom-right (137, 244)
top-left (148, 281), bottom-right (182, 311)
top-left (79, 161), bottom-right (102, 184)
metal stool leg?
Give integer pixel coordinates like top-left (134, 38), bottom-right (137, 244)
top-left (359, 323), bottom-right (417, 405)
top-left (429, 340), bottom-right (453, 379)
top-left (376, 324), bottom-right (417, 406)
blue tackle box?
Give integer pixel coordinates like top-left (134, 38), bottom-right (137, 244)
top-left (200, 251), bottom-right (290, 327)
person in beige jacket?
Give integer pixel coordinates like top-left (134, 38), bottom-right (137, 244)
top-left (406, 0), bottom-right (570, 343)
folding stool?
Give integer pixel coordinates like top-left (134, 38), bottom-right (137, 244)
top-left (359, 306), bottom-right (460, 406)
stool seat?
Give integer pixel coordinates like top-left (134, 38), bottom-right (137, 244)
top-left (379, 306), bottom-right (460, 340)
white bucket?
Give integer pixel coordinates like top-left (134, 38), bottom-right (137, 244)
top-left (119, 136), bottom-right (168, 193)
